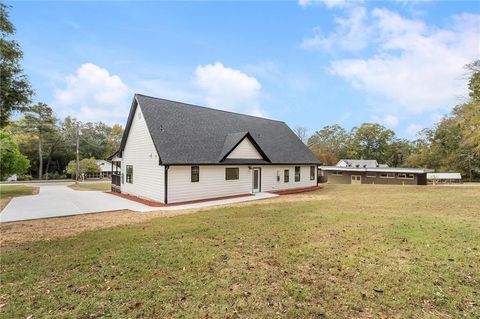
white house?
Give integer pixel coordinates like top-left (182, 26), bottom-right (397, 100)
top-left (109, 94), bottom-right (320, 204)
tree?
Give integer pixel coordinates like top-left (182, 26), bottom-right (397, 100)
top-left (103, 124), bottom-right (123, 158)
top-left (0, 131), bottom-right (29, 180)
top-left (386, 139), bottom-right (413, 167)
top-left (293, 126), bottom-right (308, 144)
top-left (0, 3), bottom-right (33, 128)
top-left (66, 157), bottom-right (100, 179)
top-left (349, 123), bottom-right (395, 164)
top-left (308, 124), bottom-right (350, 165)
top-left (467, 60), bottom-right (480, 103)
top-left (22, 103), bottom-right (57, 179)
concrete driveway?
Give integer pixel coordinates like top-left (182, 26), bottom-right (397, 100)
top-left (0, 185), bottom-right (153, 223)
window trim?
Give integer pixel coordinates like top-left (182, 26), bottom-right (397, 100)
top-left (191, 166), bottom-right (199, 182)
top-left (295, 166), bottom-right (301, 182)
top-left (397, 173), bottom-right (414, 179)
top-left (284, 169), bottom-right (289, 183)
top-left (380, 172), bottom-right (395, 179)
top-left (366, 172), bottom-right (377, 178)
top-left (310, 166), bottom-right (316, 180)
top-left (126, 165), bottom-right (133, 184)
top-left (225, 167), bottom-right (239, 180)
top-left (332, 171), bottom-right (343, 176)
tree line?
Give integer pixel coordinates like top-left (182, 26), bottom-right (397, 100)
top-left (3, 106), bottom-right (123, 180)
top-left (0, 4), bottom-right (123, 180)
top-left (302, 62), bottom-right (480, 180)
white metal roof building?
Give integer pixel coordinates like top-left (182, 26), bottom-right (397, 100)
top-left (427, 173), bottom-right (462, 180)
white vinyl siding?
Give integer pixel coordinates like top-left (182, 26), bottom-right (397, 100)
top-left (168, 166), bottom-right (252, 203)
top-left (167, 165), bottom-right (316, 203)
top-left (226, 138), bottom-right (263, 159)
top-left (260, 165), bottom-right (316, 192)
top-left (121, 105), bottom-right (165, 202)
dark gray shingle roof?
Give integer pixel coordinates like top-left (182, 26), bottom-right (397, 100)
top-left (120, 94), bottom-right (320, 165)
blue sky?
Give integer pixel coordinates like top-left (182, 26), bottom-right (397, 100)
top-left (7, 0), bottom-right (480, 139)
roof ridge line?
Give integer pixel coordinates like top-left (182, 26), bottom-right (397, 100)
top-left (134, 93), bottom-right (285, 123)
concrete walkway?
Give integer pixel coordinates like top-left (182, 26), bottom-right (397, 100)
top-left (0, 185), bottom-right (278, 223)
top-left (0, 185), bottom-right (153, 223)
top-left (156, 192), bottom-right (278, 211)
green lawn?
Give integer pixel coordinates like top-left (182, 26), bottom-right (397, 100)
top-left (0, 185), bottom-right (38, 210)
top-left (1, 185), bottom-right (479, 318)
top-left (69, 181), bottom-right (111, 192)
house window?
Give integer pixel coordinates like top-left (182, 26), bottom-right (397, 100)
top-left (398, 173), bottom-right (414, 179)
top-left (126, 165), bottom-right (133, 183)
top-left (191, 166), bottom-right (199, 182)
top-left (367, 172), bottom-right (376, 178)
top-left (310, 166), bottom-right (316, 180)
top-left (284, 169), bottom-right (289, 183)
top-left (226, 168), bottom-right (239, 180)
top-left (295, 166), bottom-right (301, 182)
top-left (332, 171), bottom-right (343, 176)
top-left (380, 172), bottom-right (395, 178)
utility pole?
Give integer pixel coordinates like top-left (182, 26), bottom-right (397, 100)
top-left (468, 153), bottom-right (472, 182)
top-left (76, 123), bottom-right (80, 184)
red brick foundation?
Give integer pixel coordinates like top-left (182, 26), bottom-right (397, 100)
top-left (270, 185), bottom-right (322, 195)
top-left (108, 192), bottom-right (253, 207)
top-left (108, 192), bottom-right (165, 207)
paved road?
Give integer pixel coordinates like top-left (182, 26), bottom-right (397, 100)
top-left (0, 185), bottom-right (152, 223)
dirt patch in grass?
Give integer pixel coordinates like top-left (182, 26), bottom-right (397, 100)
top-left (0, 191), bottom-right (328, 247)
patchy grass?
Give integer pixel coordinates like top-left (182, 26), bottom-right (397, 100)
top-left (0, 185), bottom-right (479, 318)
top-left (69, 182), bottom-right (111, 192)
top-left (0, 185), bottom-right (39, 211)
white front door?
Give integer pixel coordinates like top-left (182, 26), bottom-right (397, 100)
top-left (252, 168), bottom-right (261, 192)
top-left (351, 175), bottom-right (362, 184)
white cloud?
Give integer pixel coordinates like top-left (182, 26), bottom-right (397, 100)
top-left (301, 6), bottom-right (369, 51)
top-left (315, 9), bottom-right (480, 114)
top-left (54, 63), bottom-right (129, 123)
top-left (136, 78), bottom-right (200, 105)
top-left (406, 123), bottom-right (424, 138)
top-left (193, 62), bottom-right (264, 116)
top-left (372, 114), bottom-right (399, 128)
top-left (299, 0), bottom-right (356, 9)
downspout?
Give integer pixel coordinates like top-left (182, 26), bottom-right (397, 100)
top-left (164, 165), bottom-right (169, 204)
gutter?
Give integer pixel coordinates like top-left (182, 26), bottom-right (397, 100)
top-left (164, 165), bottom-right (169, 204)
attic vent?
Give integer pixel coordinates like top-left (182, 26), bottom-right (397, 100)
top-left (160, 125), bottom-right (164, 132)
top-left (363, 164), bottom-right (367, 168)
top-left (137, 112), bottom-right (142, 119)
top-left (356, 164), bottom-right (360, 168)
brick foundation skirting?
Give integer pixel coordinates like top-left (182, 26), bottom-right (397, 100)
top-left (108, 192), bottom-right (253, 207)
top-left (269, 185), bottom-right (322, 195)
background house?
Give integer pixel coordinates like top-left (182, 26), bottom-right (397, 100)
top-left (320, 159), bottom-right (433, 185)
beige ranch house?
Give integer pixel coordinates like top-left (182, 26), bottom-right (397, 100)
top-left (110, 94), bottom-right (320, 204)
